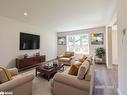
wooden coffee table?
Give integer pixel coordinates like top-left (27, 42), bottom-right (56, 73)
top-left (36, 63), bottom-right (64, 81)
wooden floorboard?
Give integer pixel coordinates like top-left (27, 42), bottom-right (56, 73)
top-left (93, 64), bottom-right (118, 95)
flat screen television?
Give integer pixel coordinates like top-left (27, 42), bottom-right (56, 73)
top-left (20, 32), bottom-right (40, 50)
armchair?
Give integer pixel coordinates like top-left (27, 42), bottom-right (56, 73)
top-left (58, 51), bottom-right (74, 65)
top-left (0, 68), bottom-right (34, 95)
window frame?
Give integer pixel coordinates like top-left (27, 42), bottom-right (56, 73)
top-left (67, 34), bottom-right (89, 54)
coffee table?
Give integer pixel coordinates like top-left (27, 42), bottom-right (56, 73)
top-left (35, 60), bottom-right (64, 81)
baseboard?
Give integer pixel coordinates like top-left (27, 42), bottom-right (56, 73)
top-left (112, 64), bottom-right (118, 66)
top-left (107, 66), bottom-right (112, 69)
top-left (106, 63), bottom-right (112, 69)
top-left (118, 88), bottom-right (123, 95)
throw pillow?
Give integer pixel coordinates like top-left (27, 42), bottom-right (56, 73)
top-left (63, 52), bottom-right (73, 58)
top-left (79, 55), bottom-right (87, 63)
top-left (77, 60), bottom-right (90, 80)
top-left (86, 56), bottom-right (93, 64)
top-left (68, 63), bottom-right (81, 76)
top-left (0, 67), bottom-right (12, 83)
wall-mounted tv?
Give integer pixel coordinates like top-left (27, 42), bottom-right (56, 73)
top-left (20, 32), bottom-right (40, 50)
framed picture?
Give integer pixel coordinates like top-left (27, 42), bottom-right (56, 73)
top-left (57, 36), bottom-right (66, 45)
top-left (91, 33), bottom-right (104, 45)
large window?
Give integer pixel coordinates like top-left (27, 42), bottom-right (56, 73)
top-left (67, 34), bottom-right (89, 54)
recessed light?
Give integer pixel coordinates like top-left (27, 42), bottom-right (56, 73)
top-left (24, 12), bottom-right (28, 16)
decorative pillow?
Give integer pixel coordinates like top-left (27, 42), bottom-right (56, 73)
top-left (63, 53), bottom-right (70, 58)
top-left (86, 56), bottom-right (93, 64)
top-left (63, 52), bottom-right (73, 58)
top-left (68, 63), bottom-right (81, 76)
top-left (0, 67), bottom-right (12, 83)
top-left (0, 69), bottom-right (8, 83)
top-left (77, 61), bottom-right (90, 80)
top-left (79, 55), bottom-right (87, 63)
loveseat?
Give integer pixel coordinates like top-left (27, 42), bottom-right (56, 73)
top-left (0, 68), bottom-right (34, 95)
top-left (51, 56), bottom-right (94, 95)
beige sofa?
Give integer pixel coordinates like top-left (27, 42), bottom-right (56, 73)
top-left (51, 57), bottom-right (94, 95)
top-left (0, 68), bottom-right (34, 95)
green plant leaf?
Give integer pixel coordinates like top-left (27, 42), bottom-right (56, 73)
top-left (95, 47), bottom-right (105, 58)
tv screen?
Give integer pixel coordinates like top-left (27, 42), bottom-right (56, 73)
top-left (20, 32), bottom-right (40, 50)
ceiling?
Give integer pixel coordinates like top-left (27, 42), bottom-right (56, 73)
top-left (0, 0), bottom-right (116, 32)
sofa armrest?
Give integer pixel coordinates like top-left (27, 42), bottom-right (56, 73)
top-left (8, 68), bottom-right (18, 76)
top-left (0, 74), bottom-right (34, 91)
top-left (53, 73), bottom-right (90, 91)
top-left (57, 55), bottom-right (64, 59)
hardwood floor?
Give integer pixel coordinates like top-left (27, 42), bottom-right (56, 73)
top-left (93, 64), bottom-right (118, 95)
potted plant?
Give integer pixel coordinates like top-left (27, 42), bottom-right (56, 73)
top-left (95, 47), bottom-right (105, 58)
top-left (95, 47), bottom-right (105, 64)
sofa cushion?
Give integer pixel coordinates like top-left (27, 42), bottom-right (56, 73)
top-left (68, 63), bottom-right (81, 76)
top-left (79, 55), bottom-right (87, 63)
top-left (77, 61), bottom-right (89, 80)
top-left (0, 67), bottom-right (12, 83)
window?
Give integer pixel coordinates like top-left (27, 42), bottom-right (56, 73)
top-left (67, 34), bottom-right (89, 54)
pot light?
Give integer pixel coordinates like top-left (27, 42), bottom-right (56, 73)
top-left (24, 12), bottom-right (28, 16)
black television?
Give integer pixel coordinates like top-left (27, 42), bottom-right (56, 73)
top-left (20, 32), bottom-right (40, 50)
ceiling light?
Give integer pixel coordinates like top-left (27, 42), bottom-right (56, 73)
top-left (24, 12), bottom-right (28, 16)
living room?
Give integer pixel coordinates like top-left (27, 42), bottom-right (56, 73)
top-left (0, 0), bottom-right (127, 95)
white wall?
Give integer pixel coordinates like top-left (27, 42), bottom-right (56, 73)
top-left (0, 16), bottom-right (57, 68)
top-left (118, 0), bottom-right (127, 94)
top-left (57, 26), bottom-right (106, 56)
